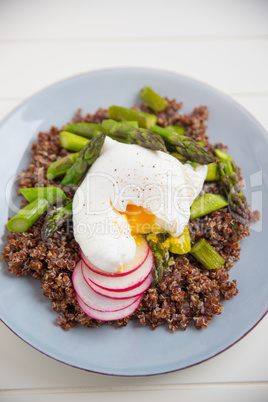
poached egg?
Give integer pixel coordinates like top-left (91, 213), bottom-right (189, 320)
top-left (73, 137), bottom-right (207, 273)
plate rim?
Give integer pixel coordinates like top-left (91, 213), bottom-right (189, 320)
top-left (1, 311), bottom-right (267, 377)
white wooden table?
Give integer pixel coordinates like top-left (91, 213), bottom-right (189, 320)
top-left (0, 1), bottom-right (267, 401)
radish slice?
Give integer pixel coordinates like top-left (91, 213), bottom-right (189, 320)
top-left (87, 272), bottom-right (153, 299)
top-left (72, 261), bottom-right (139, 312)
top-left (82, 249), bottom-right (153, 292)
top-left (76, 293), bottom-right (143, 321)
top-left (80, 236), bottom-right (149, 277)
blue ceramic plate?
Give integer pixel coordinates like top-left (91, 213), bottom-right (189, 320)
top-left (0, 68), bottom-right (267, 376)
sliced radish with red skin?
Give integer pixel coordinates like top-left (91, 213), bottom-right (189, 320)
top-left (76, 293), bottom-right (143, 321)
top-left (82, 249), bottom-right (153, 292)
top-left (72, 261), bottom-right (139, 312)
top-left (87, 272), bottom-right (153, 299)
top-left (80, 237), bottom-right (149, 277)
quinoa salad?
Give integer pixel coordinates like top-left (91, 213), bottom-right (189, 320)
top-left (2, 87), bottom-right (259, 332)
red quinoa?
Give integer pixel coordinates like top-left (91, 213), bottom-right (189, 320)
top-left (1, 99), bottom-right (252, 331)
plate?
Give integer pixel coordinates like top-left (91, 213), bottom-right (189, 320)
top-left (0, 68), bottom-right (267, 376)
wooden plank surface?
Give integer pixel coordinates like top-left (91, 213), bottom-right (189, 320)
top-left (0, 0), bottom-right (267, 399)
top-left (0, 39), bottom-right (268, 99)
top-left (0, 0), bottom-right (268, 39)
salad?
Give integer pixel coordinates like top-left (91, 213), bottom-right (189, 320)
top-left (2, 86), bottom-right (258, 331)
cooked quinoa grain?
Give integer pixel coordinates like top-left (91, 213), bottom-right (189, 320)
top-left (2, 99), bottom-right (252, 331)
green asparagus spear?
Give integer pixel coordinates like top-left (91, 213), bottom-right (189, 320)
top-left (170, 152), bottom-right (188, 163)
top-left (108, 105), bottom-right (157, 129)
top-left (190, 238), bottom-right (225, 270)
top-left (214, 148), bottom-right (230, 162)
top-left (47, 152), bottom-right (79, 180)
top-left (63, 122), bottom-right (103, 138)
top-left (205, 162), bottom-right (220, 181)
top-left (59, 124), bottom-right (166, 153)
top-left (63, 121), bottom-right (139, 144)
top-left (7, 198), bottom-right (49, 232)
top-left (214, 148), bottom-right (250, 224)
top-left (61, 132), bottom-right (107, 186)
top-left (41, 201), bottom-right (73, 242)
top-left (166, 125), bottom-right (186, 135)
top-left (120, 120), bottom-right (139, 128)
top-left (139, 86), bottom-right (168, 112)
top-left (151, 125), bottom-right (215, 164)
top-left (177, 160), bottom-right (220, 181)
top-left (20, 187), bottom-right (67, 204)
top-left (101, 119), bottom-right (139, 131)
top-left (146, 235), bottom-right (170, 284)
top-left (152, 125), bottom-right (185, 146)
top-left (108, 124), bottom-right (167, 152)
top-left (60, 131), bottom-right (89, 151)
top-left (190, 193), bottom-right (228, 220)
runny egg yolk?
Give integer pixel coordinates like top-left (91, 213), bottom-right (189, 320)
top-left (122, 204), bottom-right (163, 235)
